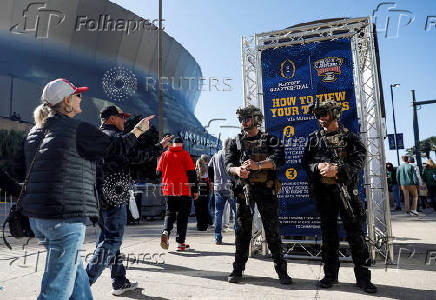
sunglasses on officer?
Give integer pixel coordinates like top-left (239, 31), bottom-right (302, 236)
top-left (315, 110), bottom-right (328, 119)
top-left (238, 116), bottom-right (251, 123)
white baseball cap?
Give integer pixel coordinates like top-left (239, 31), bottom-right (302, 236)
top-left (41, 78), bottom-right (88, 106)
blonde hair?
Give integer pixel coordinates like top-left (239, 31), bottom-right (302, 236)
top-left (196, 157), bottom-right (207, 179)
top-left (33, 97), bottom-right (73, 128)
top-left (426, 159), bottom-right (436, 169)
top-left (200, 154), bottom-right (209, 163)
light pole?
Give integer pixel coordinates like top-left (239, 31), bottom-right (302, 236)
top-left (390, 83), bottom-right (400, 166)
top-left (411, 90), bottom-right (436, 174)
top-left (158, 0), bottom-right (164, 139)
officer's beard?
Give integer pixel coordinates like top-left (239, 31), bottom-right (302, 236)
top-left (318, 119), bottom-right (331, 129)
top-left (319, 115), bottom-right (338, 129)
top-left (242, 124), bottom-right (255, 132)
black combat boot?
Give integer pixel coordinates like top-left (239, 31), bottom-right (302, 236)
top-left (227, 270), bottom-right (243, 283)
top-left (354, 267), bottom-right (377, 293)
top-left (274, 264), bottom-right (293, 284)
top-left (319, 262), bottom-right (339, 288)
top-left (319, 274), bottom-right (338, 288)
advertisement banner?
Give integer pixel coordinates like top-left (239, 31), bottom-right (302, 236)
top-left (388, 134), bottom-right (396, 150)
top-left (260, 38), bottom-right (361, 236)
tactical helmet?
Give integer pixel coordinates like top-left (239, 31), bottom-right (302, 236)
top-left (236, 105), bottom-right (264, 127)
top-left (308, 100), bottom-right (342, 120)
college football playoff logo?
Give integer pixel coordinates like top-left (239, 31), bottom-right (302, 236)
top-left (280, 59), bottom-right (296, 79)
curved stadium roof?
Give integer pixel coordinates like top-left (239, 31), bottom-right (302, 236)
top-left (0, 0), bottom-right (214, 154)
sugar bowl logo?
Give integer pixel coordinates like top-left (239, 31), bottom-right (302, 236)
top-left (314, 57), bottom-right (343, 82)
top-left (280, 59), bottom-right (296, 79)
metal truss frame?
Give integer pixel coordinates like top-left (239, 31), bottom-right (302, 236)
top-left (241, 17), bottom-right (393, 262)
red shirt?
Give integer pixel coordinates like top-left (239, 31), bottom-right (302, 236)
top-left (157, 145), bottom-right (195, 196)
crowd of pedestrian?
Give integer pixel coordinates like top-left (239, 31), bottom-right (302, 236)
top-left (386, 155), bottom-right (436, 216)
top-left (6, 78), bottom-right (436, 299)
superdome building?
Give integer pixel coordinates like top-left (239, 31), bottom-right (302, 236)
top-left (0, 0), bottom-right (217, 156)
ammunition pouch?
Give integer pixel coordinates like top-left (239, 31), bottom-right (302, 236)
top-left (321, 177), bottom-right (337, 184)
top-left (266, 178), bottom-right (282, 195)
top-left (274, 178), bottom-right (282, 195)
top-left (248, 170), bottom-right (269, 183)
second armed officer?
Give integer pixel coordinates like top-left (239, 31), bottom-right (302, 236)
top-left (302, 100), bottom-right (377, 294)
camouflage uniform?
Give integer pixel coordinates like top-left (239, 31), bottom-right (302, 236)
top-left (302, 100), bottom-right (373, 287)
top-left (225, 105), bottom-right (290, 283)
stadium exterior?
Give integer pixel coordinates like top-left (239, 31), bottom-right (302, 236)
top-left (0, 0), bottom-right (216, 156)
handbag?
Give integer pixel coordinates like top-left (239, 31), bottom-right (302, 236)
top-left (2, 130), bottom-right (47, 250)
top-left (128, 189), bottom-right (139, 219)
top-left (419, 182), bottom-right (428, 197)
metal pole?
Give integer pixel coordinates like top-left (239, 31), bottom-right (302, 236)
top-left (411, 90), bottom-right (422, 174)
top-left (390, 84), bottom-right (400, 166)
top-left (9, 74), bottom-right (14, 117)
top-left (158, 0), bottom-right (163, 139)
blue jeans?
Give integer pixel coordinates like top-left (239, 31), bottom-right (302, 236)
top-left (214, 191), bottom-right (238, 243)
top-left (393, 184), bottom-right (401, 208)
top-left (86, 204), bottom-right (127, 289)
top-left (208, 192), bottom-right (215, 225)
top-left (29, 217), bottom-right (93, 300)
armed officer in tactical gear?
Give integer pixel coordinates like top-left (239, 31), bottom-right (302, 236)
top-left (225, 105), bottom-right (292, 284)
top-left (302, 100), bottom-right (377, 293)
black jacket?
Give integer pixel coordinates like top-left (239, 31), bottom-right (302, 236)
top-left (97, 123), bottom-right (163, 208)
top-left (21, 114), bottom-right (137, 219)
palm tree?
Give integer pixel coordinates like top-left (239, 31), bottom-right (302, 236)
top-left (0, 129), bottom-right (26, 181)
top-left (406, 136), bottom-right (436, 159)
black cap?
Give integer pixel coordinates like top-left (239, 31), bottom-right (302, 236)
top-left (100, 105), bottom-right (131, 120)
top-left (173, 136), bottom-right (183, 143)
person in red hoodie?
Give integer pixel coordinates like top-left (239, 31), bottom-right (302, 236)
top-left (157, 136), bottom-right (198, 251)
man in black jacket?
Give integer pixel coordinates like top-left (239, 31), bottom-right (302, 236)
top-left (86, 106), bottom-right (172, 296)
top-left (302, 100), bottom-right (376, 293)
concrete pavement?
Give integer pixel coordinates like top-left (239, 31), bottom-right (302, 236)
top-left (0, 208), bottom-right (435, 300)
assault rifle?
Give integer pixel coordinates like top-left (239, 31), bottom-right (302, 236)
top-left (321, 135), bottom-right (355, 220)
top-left (235, 134), bottom-right (255, 215)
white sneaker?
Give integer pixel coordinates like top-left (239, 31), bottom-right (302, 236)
top-left (410, 210), bottom-right (420, 216)
top-left (111, 279), bottom-right (138, 296)
top-left (160, 231), bottom-right (169, 250)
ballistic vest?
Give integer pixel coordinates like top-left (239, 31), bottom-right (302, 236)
top-left (236, 132), bottom-right (271, 184)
